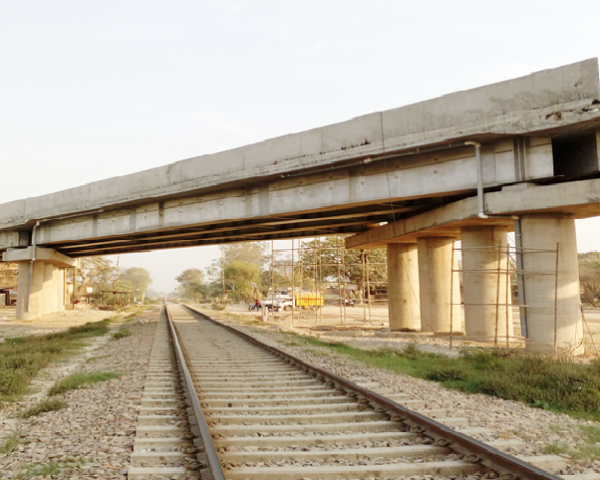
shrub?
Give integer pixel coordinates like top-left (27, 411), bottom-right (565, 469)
top-left (112, 328), bottom-right (131, 340)
top-left (48, 372), bottom-right (120, 396)
top-left (425, 365), bottom-right (468, 382)
top-left (20, 399), bottom-right (67, 418)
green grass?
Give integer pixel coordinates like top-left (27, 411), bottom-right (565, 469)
top-left (544, 425), bottom-right (600, 461)
top-left (48, 371), bottom-right (120, 396)
top-left (19, 399), bottom-right (68, 419)
top-left (112, 328), bottom-right (131, 339)
top-left (0, 320), bottom-right (110, 403)
top-left (18, 463), bottom-right (61, 479)
top-left (544, 442), bottom-right (570, 455)
top-left (0, 432), bottom-right (19, 454)
top-left (85, 354), bottom-right (111, 363)
top-left (294, 336), bottom-right (600, 421)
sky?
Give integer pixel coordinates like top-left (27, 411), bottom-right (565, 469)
top-left (2, 0), bottom-right (600, 293)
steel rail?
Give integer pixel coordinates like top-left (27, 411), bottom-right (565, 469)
top-left (163, 305), bottom-right (226, 480)
top-left (180, 302), bottom-right (562, 480)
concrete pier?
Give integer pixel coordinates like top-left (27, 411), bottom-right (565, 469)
top-left (461, 226), bottom-right (513, 342)
top-left (520, 216), bottom-right (583, 354)
top-left (387, 243), bottom-right (421, 331)
top-left (417, 237), bottom-right (462, 334)
top-left (16, 262), bottom-right (66, 320)
top-left (3, 247), bottom-right (76, 321)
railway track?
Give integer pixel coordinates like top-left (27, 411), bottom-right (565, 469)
top-left (134, 303), bottom-right (568, 480)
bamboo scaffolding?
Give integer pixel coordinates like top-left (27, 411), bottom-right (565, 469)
top-left (450, 243), bottom-right (560, 351)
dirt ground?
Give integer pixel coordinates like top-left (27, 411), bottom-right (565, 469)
top-left (210, 303), bottom-right (600, 358)
top-left (0, 308), bottom-right (116, 340)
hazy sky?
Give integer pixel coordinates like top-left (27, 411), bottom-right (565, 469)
top-left (2, 1), bottom-right (600, 292)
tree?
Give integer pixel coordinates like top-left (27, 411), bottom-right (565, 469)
top-left (77, 257), bottom-right (115, 289)
top-left (175, 268), bottom-right (206, 302)
top-left (204, 242), bottom-right (269, 303)
top-left (579, 252), bottom-right (600, 303)
top-left (224, 261), bottom-right (262, 302)
top-left (299, 236), bottom-right (388, 301)
top-left (74, 256), bottom-right (116, 302)
top-left (120, 267), bottom-right (153, 298)
top-left (221, 243), bottom-right (268, 268)
top-left (176, 268), bottom-right (205, 286)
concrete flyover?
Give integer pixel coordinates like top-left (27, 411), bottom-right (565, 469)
top-left (0, 58), bottom-right (599, 353)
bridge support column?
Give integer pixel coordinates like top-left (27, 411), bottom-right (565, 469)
top-left (521, 216), bottom-right (583, 354)
top-left (461, 226), bottom-right (514, 342)
top-left (2, 247), bottom-right (77, 321)
top-left (417, 237), bottom-right (462, 334)
top-left (387, 243), bottom-right (420, 331)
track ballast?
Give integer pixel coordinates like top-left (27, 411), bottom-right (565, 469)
top-left (165, 303), bottom-right (562, 480)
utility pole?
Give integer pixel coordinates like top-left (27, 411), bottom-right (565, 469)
top-left (116, 255), bottom-right (120, 291)
top-left (220, 246), bottom-right (225, 305)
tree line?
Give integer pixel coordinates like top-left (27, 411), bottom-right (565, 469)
top-left (73, 257), bottom-right (153, 304)
top-left (174, 241), bottom-right (600, 306)
top-left (174, 237), bottom-right (388, 304)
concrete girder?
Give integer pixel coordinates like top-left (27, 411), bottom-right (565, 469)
top-left (0, 230), bottom-right (30, 250)
top-left (50, 207), bottom-right (412, 252)
top-left (0, 137), bottom-right (556, 255)
top-left (345, 176), bottom-right (600, 249)
top-left (0, 59), bottom-right (598, 237)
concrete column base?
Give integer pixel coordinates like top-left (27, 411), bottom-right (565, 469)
top-left (417, 237), bottom-right (463, 334)
top-left (387, 243), bottom-right (421, 331)
top-left (461, 225), bottom-right (514, 343)
top-left (521, 216), bottom-right (584, 354)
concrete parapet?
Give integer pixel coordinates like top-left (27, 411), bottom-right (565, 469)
top-left (461, 226), bottom-right (513, 342)
top-left (387, 244), bottom-right (421, 331)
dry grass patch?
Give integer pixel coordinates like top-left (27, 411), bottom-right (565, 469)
top-left (0, 320), bottom-right (110, 404)
top-left (20, 398), bottom-right (67, 419)
top-left (48, 371), bottom-right (120, 396)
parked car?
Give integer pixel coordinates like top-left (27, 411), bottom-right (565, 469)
top-left (260, 297), bottom-right (283, 312)
top-left (279, 299), bottom-right (294, 311)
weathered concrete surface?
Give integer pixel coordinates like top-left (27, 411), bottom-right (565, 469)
top-left (521, 216), bottom-right (583, 354)
top-left (387, 244), bottom-right (421, 331)
top-left (461, 226), bottom-right (513, 342)
top-left (0, 59), bottom-right (598, 256)
top-left (16, 261), bottom-right (66, 321)
top-left (1, 248), bottom-right (75, 320)
top-left (0, 137), bottom-right (554, 256)
top-left (346, 175), bottom-right (600, 249)
top-left (417, 237), bottom-right (463, 333)
top-left (2, 247), bottom-right (78, 268)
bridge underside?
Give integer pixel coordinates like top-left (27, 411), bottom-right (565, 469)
top-left (35, 198), bottom-right (462, 256)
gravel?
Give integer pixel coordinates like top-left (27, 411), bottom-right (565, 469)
top-left (0, 309), bottom-right (158, 480)
top-left (202, 307), bottom-right (600, 477)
